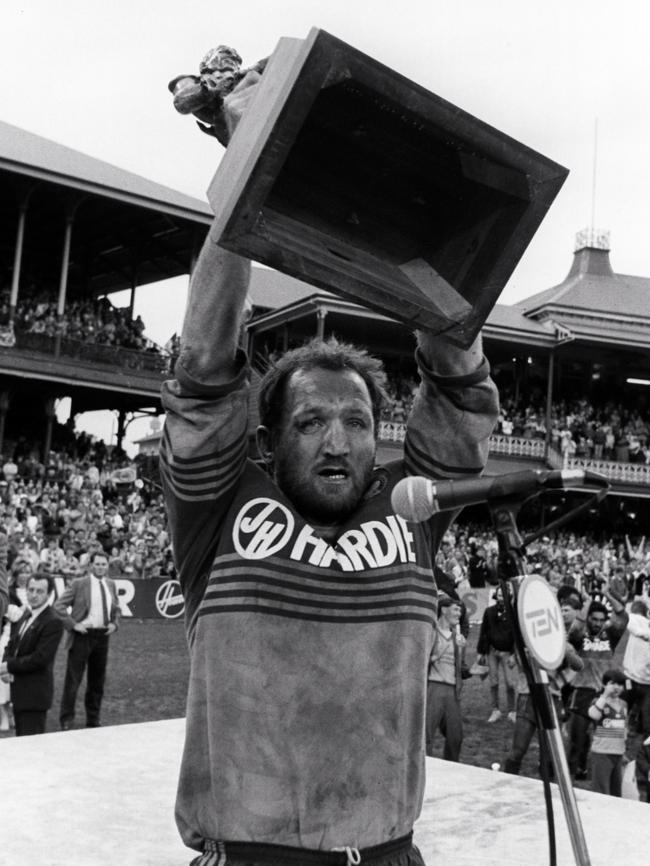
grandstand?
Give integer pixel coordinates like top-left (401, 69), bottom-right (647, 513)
top-left (2, 120), bottom-right (650, 533)
top-left (0, 119), bottom-right (210, 458)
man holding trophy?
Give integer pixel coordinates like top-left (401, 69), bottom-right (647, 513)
top-left (162, 55), bottom-right (499, 866)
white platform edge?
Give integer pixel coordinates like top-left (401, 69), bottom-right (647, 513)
top-left (0, 718), bottom-right (647, 866)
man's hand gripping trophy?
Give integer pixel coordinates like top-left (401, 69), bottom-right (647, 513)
top-left (168, 45), bottom-right (266, 146)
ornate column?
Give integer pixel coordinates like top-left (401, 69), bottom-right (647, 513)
top-left (9, 186), bottom-right (37, 325)
top-left (544, 349), bottom-right (555, 463)
top-left (316, 307), bottom-right (327, 341)
top-left (55, 197), bottom-right (84, 356)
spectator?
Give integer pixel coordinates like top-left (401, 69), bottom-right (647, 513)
top-left (587, 668), bottom-right (629, 796)
top-left (39, 535), bottom-right (66, 575)
top-left (622, 596), bottom-right (650, 737)
top-left (504, 608), bottom-right (583, 776)
top-left (567, 592), bottom-right (628, 780)
top-left (426, 596), bottom-right (466, 762)
top-left (555, 589), bottom-right (584, 711)
top-left (476, 585), bottom-right (517, 723)
top-left (0, 572), bottom-right (64, 736)
top-left (467, 540), bottom-right (494, 588)
top-left (54, 552), bottom-right (121, 730)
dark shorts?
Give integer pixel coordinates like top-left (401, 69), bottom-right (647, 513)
top-left (191, 833), bottom-right (425, 866)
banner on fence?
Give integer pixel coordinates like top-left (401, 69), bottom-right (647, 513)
top-left (53, 577), bottom-right (186, 620)
top-left (51, 579), bottom-right (493, 623)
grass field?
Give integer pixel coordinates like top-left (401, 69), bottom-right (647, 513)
top-left (1, 618), bottom-right (637, 795)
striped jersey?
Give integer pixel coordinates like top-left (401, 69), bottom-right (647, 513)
top-left (590, 697), bottom-right (628, 755)
top-left (160, 347), bottom-right (498, 853)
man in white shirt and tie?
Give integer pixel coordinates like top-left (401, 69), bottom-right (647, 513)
top-left (54, 552), bottom-right (120, 729)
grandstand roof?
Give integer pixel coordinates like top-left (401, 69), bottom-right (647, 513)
top-left (0, 120), bottom-right (212, 220)
top-left (517, 246), bottom-right (650, 320)
top-left (248, 236), bottom-right (650, 356)
top-left (248, 266), bottom-right (326, 312)
top-left (514, 241), bottom-right (650, 350)
top-left (247, 266), bottom-right (556, 349)
top-left (0, 120), bottom-right (211, 297)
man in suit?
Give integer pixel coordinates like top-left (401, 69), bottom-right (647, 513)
top-left (54, 551), bottom-right (120, 729)
top-left (0, 572), bottom-right (64, 736)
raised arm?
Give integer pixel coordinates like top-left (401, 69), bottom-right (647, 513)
top-left (160, 72), bottom-right (262, 604)
top-left (416, 330), bottom-right (485, 378)
top-left (404, 330), bottom-right (499, 481)
top-left (176, 71), bottom-right (261, 385)
top-left (178, 242), bottom-right (250, 385)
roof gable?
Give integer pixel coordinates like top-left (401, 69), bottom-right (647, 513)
top-left (517, 245), bottom-right (650, 321)
top-left (0, 119), bottom-right (212, 221)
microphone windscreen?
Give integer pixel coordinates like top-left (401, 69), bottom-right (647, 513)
top-left (391, 476), bottom-right (433, 522)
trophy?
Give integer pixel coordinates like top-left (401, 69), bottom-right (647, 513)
top-left (169, 29), bottom-right (568, 348)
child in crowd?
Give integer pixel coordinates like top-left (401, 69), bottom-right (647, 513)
top-left (587, 668), bottom-right (628, 796)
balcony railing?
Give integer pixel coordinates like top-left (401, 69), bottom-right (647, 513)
top-left (546, 443), bottom-right (650, 486)
top-left (378, 424), bottom-right (650, 487)
top-left (7, 330), bottom-right (168, 375)
top-left (377, 420), bottom-right (407, 443)
top-left (488, 434), bottom-right (547, 460)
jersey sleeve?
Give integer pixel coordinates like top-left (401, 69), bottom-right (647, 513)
top-left (404, 347), bottom-right (499, 480)
top-left (160, 350), bottom-right (250, 600)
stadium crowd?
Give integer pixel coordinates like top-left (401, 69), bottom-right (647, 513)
top-left (379, 371), bottom-right (650, 464)
top-left (495, 391), bottom-right (650, 464)
top-left (0, 445), bottom-right (173, 586)
top-left (0, 290), bottom-right (161, 355)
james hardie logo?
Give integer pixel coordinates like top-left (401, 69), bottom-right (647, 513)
top-left (233, 498), bottom-right (295, 560)
top-left (155, 580), bottom-right (185, 619)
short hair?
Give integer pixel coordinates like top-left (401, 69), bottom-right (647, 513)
top-left (557, 585), bottom-right (582, 606)
top-left (631, 600), bottom-right (649, 615)
top-left (560, 595), bottom-right (582, 611)
top-left (438, 593), bottom-right (462, 614)
top-left (588, 601), bottom-right (608, 618)
top-left (602, 668), bottom-right (626, 687)
top-left (258, 337), bottom-right (389, 434)
top-left (28, 572), bottom-right (54, 594)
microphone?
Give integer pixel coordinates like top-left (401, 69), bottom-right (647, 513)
top-left (391, 469), bottom-right (589, 522)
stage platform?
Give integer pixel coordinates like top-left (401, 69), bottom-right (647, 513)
top-left (0, 718), bottom-right (647, 865)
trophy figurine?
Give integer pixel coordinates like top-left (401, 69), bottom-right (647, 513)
top-left (168, 45), bottom-right (267, 146)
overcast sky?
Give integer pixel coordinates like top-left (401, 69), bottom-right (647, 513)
top-left (3, 0), bottom-right (650, 448)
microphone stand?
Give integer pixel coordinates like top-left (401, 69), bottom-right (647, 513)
top-left (489, 500), bottom-right (591, 866)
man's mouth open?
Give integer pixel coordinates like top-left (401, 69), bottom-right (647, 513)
top-left (318, 467), bottom-right (350, 482)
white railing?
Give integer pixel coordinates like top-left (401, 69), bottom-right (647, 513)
top-left (378, 420), bottom-right (406, 443)
top-left (566, 456), bottom-right (650, 485)
top-left (378, 427), bottom-right (650, 487)
top-left (547, 444), bottom-right (650, 485)
top-left (488, 435), bottom-right (546, 460)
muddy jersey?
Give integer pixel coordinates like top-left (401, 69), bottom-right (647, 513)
top-left (161, 348), bottom-right (498, 853)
